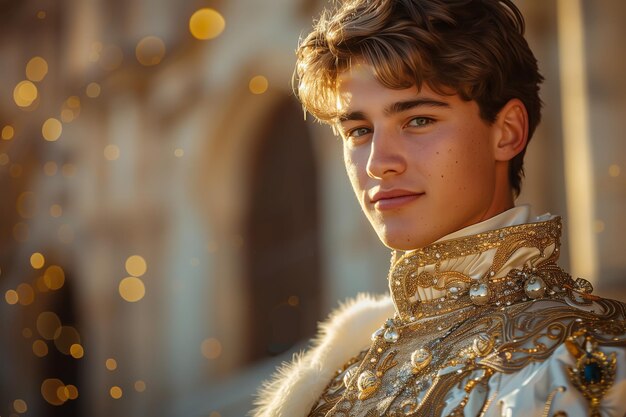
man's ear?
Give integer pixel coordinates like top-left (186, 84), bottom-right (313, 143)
top-left (492, 98), bottom-right (529, 162)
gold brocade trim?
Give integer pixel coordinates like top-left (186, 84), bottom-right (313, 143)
top-left (389, 218), bottom-right (565, 321)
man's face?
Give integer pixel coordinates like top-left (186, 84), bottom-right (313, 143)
top-left (336, 63), bottom-right (509, 250)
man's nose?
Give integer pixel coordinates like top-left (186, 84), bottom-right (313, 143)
top-left (366, 129), bottom-right (406, 179)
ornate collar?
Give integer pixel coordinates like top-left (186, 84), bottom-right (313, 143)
top-left (387, 217), bottom-right (581, 322)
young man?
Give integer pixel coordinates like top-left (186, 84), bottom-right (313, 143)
top-left (253, 0), bottom-right (626, 416)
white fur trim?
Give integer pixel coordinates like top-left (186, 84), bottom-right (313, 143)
top-left (251, 293), bottom-right (394, 417)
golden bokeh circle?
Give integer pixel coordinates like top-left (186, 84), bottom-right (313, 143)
top-left (110, 386), bottom-right (123, 399)
top-left (105, 358), bottom-right (117, 371)
top-left (36, 311), bottom-right (62, 340)
top-left (41, 378), bottom-right (66, 406)
top-left (125, 255), bottom-right (147, 277)
top-left (201, 338), bottom-right (222, 359)
top-left (249, 75), bottom-right (269, 95)
top-left (42, 118), bottom-right (62, 141)
top-left (136, 36), bottom-right (166, 66)
top-left (134, 380), bottom-right (146, 392)
top-left (5, 289), bottom-right (19, 305)
top-left (66, 384), bottom-right (79, 400)
top-left (17, 283), bottom-right (35, 305)
top-left (189, 8), bottom-right (225, 40)
top-left (104, 144), bottom-right (120, 161)
top-left (43, 265), bottom-right (65, 290)
top-left (16, 191), bottom-right (36, 218)
top-left (13, 399), bottom-right (28, 413)
top-left (31, 252), bottom-right (45, 269)
top-left (86, 82), bottom-right (101, 98)
top-left (2, 125), bottom-right (15, 140)
top-left (14, 80), bottom-right (38, 107)
top-left (70, 343), bottom-right (84, 359)
top-left (54, 326), bottom-right (81, 355)
top-left (33, 339), bottom-right (49, 357)
top-left (119, 277), bottom-right (146, 302)
top-left (26, 56), bottom-right (49, 82)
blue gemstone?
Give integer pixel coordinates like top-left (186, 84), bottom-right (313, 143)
top-left (583, 361), bottom-right (602, 384)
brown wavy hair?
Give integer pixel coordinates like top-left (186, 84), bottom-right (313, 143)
top-left (294, 0), bottom-right (543, 196)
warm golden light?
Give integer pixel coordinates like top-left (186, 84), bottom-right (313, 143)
top-left (125, 255), bottom-right (147, 277)
top-left (17, 191), bottom-right (36, 218)
top-left (0, 153), bottom-right (9, 166)
top-left (288, 295), bottom-right (299, 306)
top-left (31, 252), bottom-right (45, 269)
top-left (119, 277), bottom-right (146, 302)
top-left (22, 328), bottom-right (33, 338)
top-left (66, 385), bottom-right (79, 400)
top-left (609, 164), bottom-right (621, 177)
top-left (249, 75), bottom-right (269, 95)
top-left (70, 343), bottom-right (84, 359)
top-left (86, 82), bottom-right (101, 98)
top-left (33, 339), bottom-right (49, 357)
top-left (44, 161), bottom-right (58, 176)
top-left (13, 399), bottom-right (28, 413)
top-left (14, 80), bottom-right (38, 107)
top-left (10, 163), bottom-right (23, 178)
top-left (61, 163), bottom-right (76, 177)
top-left (594, 220), bottom-right (605, 233)
top-left (110, 386), bottom-right (123, 399)
top-left (26, 56), bottom-right (49, 82)
top-left (57, 385), bottom-right (70, 401)
top-left (5, 290), bottom-right (19, 305)
top-left (44, 265), bottom-right (65, 290)
top-left (104, 144), bottom-right (120, 161)
top-left (134, 380), bottom-right (146, 392)
top-left (189, 8), bottom-right (226, 40)
top-left (37, 311), bottom-right (62, 340)
top-left (174, 148), bottom-right (184, 158)
top-left (42, 118), bottom-right (62, 141)
top-left (105, 358), bottom-right (118, 371)
top-left (54, 326), bottom-right (81, 354)
top-left (209, 412), bottom-right (223, 417)
top-left (37, 10), bottom-right (46, 19)
top-left (50, 204), bottom-right (63, 218)
top-left (41, 378), bottom-right (66, 406)
top-left (2, 125), bottom-right (14, 140)
top-left (136, 36), bottom-right (166, 66)
top-left (201, 338), bottom-right (222, 359)
top-left (17, 283), bottom-right (35, 305)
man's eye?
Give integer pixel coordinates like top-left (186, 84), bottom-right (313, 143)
top-left (346, 127), bottom-right (370, 138)
top-left (407, 117), bottom-right (433, 127)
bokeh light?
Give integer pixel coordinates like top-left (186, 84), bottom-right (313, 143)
top-left (16, 283), bottom-right (35, 305)
top-left (54, 326), bottom-right (81, 355)
top-left (136, 36), bottom-right (166, 66)
top-left (61, 96), bottom-right (81, 123)
top-left (609, 164), bottom-right (621, 177)
top-left (37, 311), bottom-right (62, 340)
top-left (43, 265), bottom-right (65, 290)
top-left (2, 125), bottom-right (15, 140)
top-left (13, 399), bottom-right (28, 413)
top-left (125, 255), bottom-right (147, 277)
top-left (44, 161), bottom-right (58, 176)
top-left (22, 328), bottom-right (33, 338)
top-left (30, 252), bottom-right (45, 269)
top-left (201, 338), bottom-right (222, 359)
top-left (26, 56), bottom-right (48, 82)
top-left (42, 118), bottom-right (62, 141)
top-left (33, 339), bottom-right (49, 357)
top-left (249, 75), bottom-right (269, 94)
top-left (17, 191), bottom-right (36, 218)
top-left (86, 82), bottom-right (101, 98)
top-left (119, 277), bottom-right (146, 302)
top-left (13, 80), bottom-right (38, 107)
top-left (41, 378), bottom-right (65, 405)
top-left (134, 380), bottom-right (146, 392)
top-left (70, 343), bottom-right (84, 359)
top-left (104, 144), bottom-right (120, 161)
top-left (66, 384), bottom-right (79, 400)
top-left (174, 148), bottom-right (184, 158)
top-left (105, 358), bottom-right (117, 371)
top-left (110, 386), bottom-right (123, 399)
top-left (5, 290), bottom-right (19, 305)
top-left (50, 204), bottom-right (63, 218)
top-left (100, 45), bottom-right (124, 71)
top-left (189, 8), bottom-right (225, 40)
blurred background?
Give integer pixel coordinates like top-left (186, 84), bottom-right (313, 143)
top-left (0, 0), bottom-right (625, 416)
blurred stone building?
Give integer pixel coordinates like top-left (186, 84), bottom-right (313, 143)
top-left (0, 1), bottom-right (624, 416)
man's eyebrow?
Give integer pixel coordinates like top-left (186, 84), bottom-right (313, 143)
top-left (337, 99), bottom-right (450, 122)
top-left (384, 99), bottom-right (450, 115)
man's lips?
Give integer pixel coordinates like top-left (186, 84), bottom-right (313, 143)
top-left (369, 189), bottom-right (424, 210)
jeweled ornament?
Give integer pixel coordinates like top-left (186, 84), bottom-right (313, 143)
top-left (410, 348), bottom-right (432, 373)
top-left (469, 283), bottom-right (491, 305)
top-left (357, 370), bottom-right (380, 400)
top-left (524, 275), bottom-right (546, 299)
top-left (383, 328), bottom-right (399, 343)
